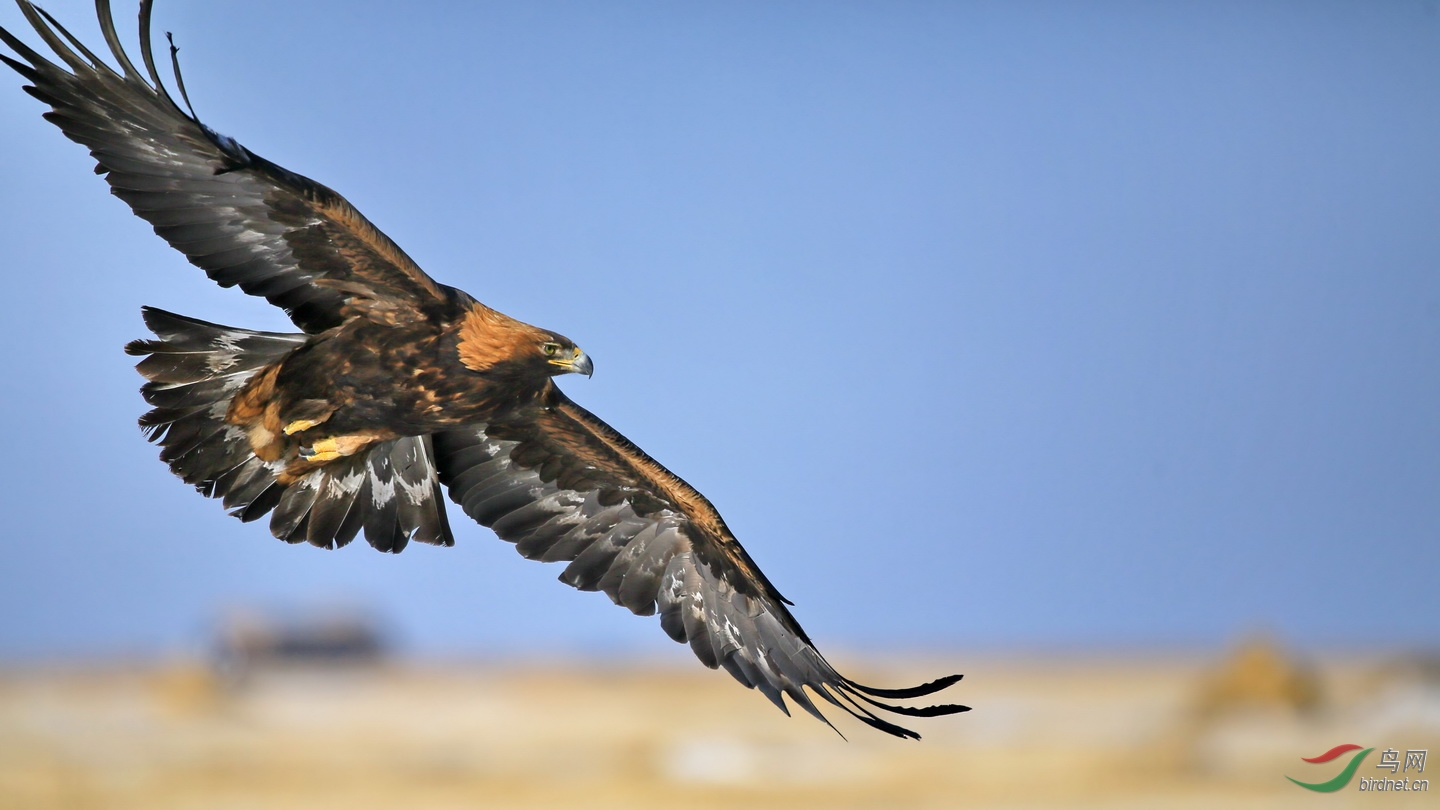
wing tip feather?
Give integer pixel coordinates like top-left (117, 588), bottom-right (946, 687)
top-left (841, 672), bottom-right (965, 700)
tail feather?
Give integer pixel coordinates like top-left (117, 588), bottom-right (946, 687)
top-left (127, 306), bottom-right (454, 552)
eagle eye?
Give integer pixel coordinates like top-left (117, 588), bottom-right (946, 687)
top-left (541, 342), bottom-right (560, 357)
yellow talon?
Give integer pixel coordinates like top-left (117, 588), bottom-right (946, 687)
top-left (299, 437), bottom-right (343, 462)
top-left (298, 434), bottom-right (381, 463)
top-left (282, 418), bottom-right (322, 436)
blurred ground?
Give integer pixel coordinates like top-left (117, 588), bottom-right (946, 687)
top-left (0, 642), bottom-right (1436, 809)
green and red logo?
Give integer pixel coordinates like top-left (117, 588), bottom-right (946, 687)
top-left (1286, 744), bottom-right (1373, 792)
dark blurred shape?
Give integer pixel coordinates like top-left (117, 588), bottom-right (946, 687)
top-left (1380, 652), bottom-right (1440, 684)
top-left (1195, 635), bottom-right (1321, 716)
top-left (212, 606), bottom-right (387, 681)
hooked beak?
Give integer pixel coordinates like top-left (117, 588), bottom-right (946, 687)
top-left (550, 347), bottom-right (593, 378)
top-left (572, 349), bottom-right (594, 378)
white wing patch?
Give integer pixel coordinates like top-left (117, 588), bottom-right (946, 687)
top-left (370, 473), bottom-right (396, 508)
top-left (397, 472), bottom-right (431, 507)
top-left (325, 468), bottom-right (366, 498)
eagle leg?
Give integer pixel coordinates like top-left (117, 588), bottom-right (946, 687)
top-left (298, 433), bottom-right (384, 463)
top-left (283, 419), bottom-right (324, 436)
top-left (281, 398), bottom-right (336, 436)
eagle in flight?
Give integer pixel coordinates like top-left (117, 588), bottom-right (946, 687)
top-left (1, 0), bottom-right (967, 737)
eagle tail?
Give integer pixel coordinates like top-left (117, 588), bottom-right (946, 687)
top-left (126, 307), bottom-right (453, 552)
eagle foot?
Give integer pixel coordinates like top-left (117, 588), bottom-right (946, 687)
top-left (297, 433), bottom-right (382, 463)
top-left (298, 446), bottom-right (341, 462)
top-left (282, 418), bottom-right (323, 436)
top-left (298, 437), bottom-right (345, 462)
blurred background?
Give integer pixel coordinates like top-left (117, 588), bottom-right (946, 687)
top-left (0, 1), bottom-right (1436, 806)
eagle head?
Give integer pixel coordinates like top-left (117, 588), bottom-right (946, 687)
top-left (458, 304), bottom-right (592, 379)
top-left (538, 336), bottom-right (593, 377)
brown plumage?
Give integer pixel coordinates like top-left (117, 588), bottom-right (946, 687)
top-left (1, 0), bottom-right (969, 737)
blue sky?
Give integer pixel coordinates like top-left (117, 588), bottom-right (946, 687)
top-left (0, 0), bottom-right (1436, 660)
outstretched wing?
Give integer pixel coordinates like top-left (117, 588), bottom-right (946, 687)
top-left (433, 384), bottom-right (969, 739)
top-left (0, 0), bottom-right (447, 334)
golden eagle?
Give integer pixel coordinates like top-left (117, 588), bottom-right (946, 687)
top-left (1, 0), bottom-right (967, 737)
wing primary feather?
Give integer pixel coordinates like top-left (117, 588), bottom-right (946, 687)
top-left (840, 673), bottom-right (966, 700)
top-left (0, 22), bottom-right (49, 72)
top-left (754, 618), bottom-right (810, 687)
top-left (15, 2), bottom-right (88, 73)
top-left (751, 677), bottom-right (790, 715)
top-left (0, 52), bottom-right (32, 82)
top-left (136, 0), bottom-right (174, 109)
top-left (824, 685), bottom-right (921, 740)
top-left (30, 5), bottom-right (114, 76)
top-left (780, 683), bottom-right (835, 729)
top-left (94, 0), bottom-right (146, 82)
top-left (835, 674), bottom-right (972, 718)
top-left (162, 31), bottom-right (199, 122)
top-left (845, 692), bottom-right (973, 718)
